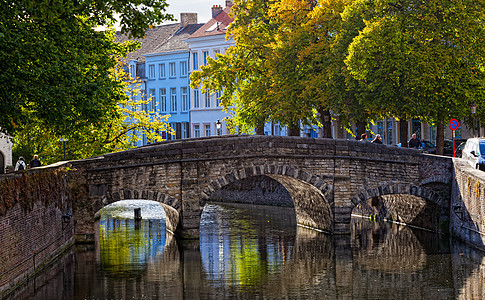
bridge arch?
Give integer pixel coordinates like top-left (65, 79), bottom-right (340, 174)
top-left (201, 164), bottom-right (334, 232)
top-left (351, 183), bottom-right (444, 231)
top-left (107, 189), bottom-right (180, 234)
top-left (350, 183), bottom-right (443, 207)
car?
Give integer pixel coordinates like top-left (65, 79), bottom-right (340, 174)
top-left (461, 138), bottom-right (485, 170)
top-left (444, 139), bottom-right (467, 156)
top-left (455, 142), bottom-right (466, 158)
top-left (420, 140), bottom-right (436, 154)
top-left (395, 140), bottom-right (436, 153)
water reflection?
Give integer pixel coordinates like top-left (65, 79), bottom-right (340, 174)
top-left (5, 202), bottom-right (485, 299)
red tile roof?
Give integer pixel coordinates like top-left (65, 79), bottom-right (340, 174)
top-left (188, 5), bottom-right (234, 39)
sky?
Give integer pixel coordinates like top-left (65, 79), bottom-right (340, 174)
top-left (164, 0), bottom-right (228, 24)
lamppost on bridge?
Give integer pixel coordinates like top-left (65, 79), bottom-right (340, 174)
top-left (59, 137), bottom-right (67, 160)
top-left (216, 120), bottom-right (222, 136)
top-left (471, 103), bottom-right (477, 137)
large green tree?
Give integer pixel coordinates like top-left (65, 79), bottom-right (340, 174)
top-left (0, 0), bottom-right (173, 137)
top-left (345, 0), bottom-right (485, 152)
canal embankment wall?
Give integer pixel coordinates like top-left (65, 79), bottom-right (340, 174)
top-left (0, 167), bottom-right (75, 298)
top-left (451, 158), bottom-right (485, 251)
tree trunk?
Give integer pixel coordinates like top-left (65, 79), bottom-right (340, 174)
top-left (356, 121), bottom-right (366, 140)
top-left (288, 122), bottom-right (300, 136)
top-left (319, 108), bottom-right (333, 138)
top-left (399, 120), bottom-right (408, 148)
top-left (255, 123), bottom-right (265, 135)
top-left (436, 121), bottom-right (444, 155)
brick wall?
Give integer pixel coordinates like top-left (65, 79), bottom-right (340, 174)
top-left (0, 169), bottom-right (75, 297)
top-left (451, 159), bottom-right (485, 250)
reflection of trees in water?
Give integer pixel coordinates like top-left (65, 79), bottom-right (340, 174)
top-left (199, 203), bottom-right (336, 298)
top-left (96, 218), bottom-right (166, 276)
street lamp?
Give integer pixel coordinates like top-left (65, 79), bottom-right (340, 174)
top-left (59, 137), bottom-right (67, 160)
top-left (216, 120), bottom-right (222, 136)
top-left (471, 103), bottom-right (477, 137)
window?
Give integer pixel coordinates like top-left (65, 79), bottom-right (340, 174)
top-left (170, 88), bottom-right (177, 112)
top-left (216, 91), bottom-right (222, 106)
top-left (193, 89), bottom-right (200, 108)
top-left (274, 124), bottom-right (281, 136)
top-left (170, 123), bottom-right (176, 140)
top-left (182, 122), bottom-right (188, 139)
top-left (129, 64), bottom-right (136, 78)
top-left (160, 88), bottom-right (167, 112)
top-left (205, 92), bottom-right (211, 108)
top-left (181, 87), bottom-right (188, 111)
top-left (386, 121), bottom-right (393, 145)
top-left (205, 124), bottom-right (211, 137)
top-left (149, 89), bottom-right (156, 112)
top-left (180, 61), bottom-right (188, 77)
top-left (159, 64), bottom-right (165, 78)
top-left (377, 121), bottom-right (384, 138)
top-left (148, 64), bottom-right (155, 79)
top-left (169, 62), bottom-right (176, 77)
top-left (194, 124), bottom-right (200, 138)
top-left (213, 49), bottom-right (220, 59)
top-left (203, 51), bottom-right (209, 65)
top-left (192, 52), bottom-right (198, 70)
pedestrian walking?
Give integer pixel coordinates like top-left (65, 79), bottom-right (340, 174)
top-left (15, 156), bottom-right (26, 171)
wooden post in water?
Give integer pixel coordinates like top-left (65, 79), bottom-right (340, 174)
top-left (134, 208), bottom-right (142, 221)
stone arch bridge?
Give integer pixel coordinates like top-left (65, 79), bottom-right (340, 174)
top-left (71, 135), bottom-right (452, 240)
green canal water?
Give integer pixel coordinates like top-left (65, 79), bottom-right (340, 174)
top-left (6, 200), bottom-right (485, 299)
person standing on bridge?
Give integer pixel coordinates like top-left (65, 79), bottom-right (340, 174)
top-left (408, 133), bottom-right (421, 149)
top-left (372, 134), bottom-right (382, 144)
top-left (30, 155), bottom-right (41, 168)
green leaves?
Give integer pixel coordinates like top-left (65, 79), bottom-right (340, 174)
top-left (2, 0), bottom-right (172, 161)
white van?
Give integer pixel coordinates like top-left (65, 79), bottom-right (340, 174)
top-left (461, 138), bottom-right (485, 170)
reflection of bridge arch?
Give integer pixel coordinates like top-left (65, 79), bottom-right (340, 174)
top-left (202, 165), bottom-right (334, 232)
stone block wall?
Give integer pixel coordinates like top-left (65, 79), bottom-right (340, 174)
top-left (451, 159), bottom-right (485, 250)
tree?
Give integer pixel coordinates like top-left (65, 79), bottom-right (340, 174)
top-left (12, 65), bottom-right (171, 164)
top-left (0, 0), bottom-right (173, 137)
top-left (345, 0), bottom-right (485, 153)
top-left (191, 0), bottom-right (346, 137)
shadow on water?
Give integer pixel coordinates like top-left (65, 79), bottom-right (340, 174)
top-left (4, 202), bottom-right (485, 299)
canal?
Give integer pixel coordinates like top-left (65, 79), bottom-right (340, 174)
top-left (5, 200), bottom-right (485, 299)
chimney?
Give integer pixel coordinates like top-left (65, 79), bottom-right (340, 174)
top-left (225, 0), bottom-right (233, 7)
top-left (211, 5), bottom-right (223, 18)
top-left (180, 13), bottom-right (198, 27)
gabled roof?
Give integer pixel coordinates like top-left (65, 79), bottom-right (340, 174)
top-left (116, 24), bottom-right (181, 63)
top-left (151, 23), bottom-right (205, 54)
top-left (188, 5), bottom-right (234, 39)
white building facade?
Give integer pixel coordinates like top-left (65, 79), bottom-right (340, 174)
top-left (187, 2), bottom-right (235, 137)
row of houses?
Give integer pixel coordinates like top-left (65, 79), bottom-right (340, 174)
top-left (119, 0), bottom-right (477, 147)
